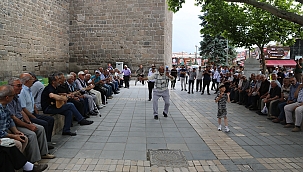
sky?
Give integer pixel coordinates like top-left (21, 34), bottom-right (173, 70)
top-left (172, 0), bottom-right (202, 54)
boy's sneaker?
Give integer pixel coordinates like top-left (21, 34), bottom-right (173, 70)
top-left (225, 126), bottom-right (230, 132)
top-left (218, 125), bottom-right (222, 131)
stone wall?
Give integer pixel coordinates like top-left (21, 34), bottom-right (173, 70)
top-left (0, 0), bottom-right (70, 80)
top-left (0, 0), bottom-right (172, 80)
top-left (69, 0), bottom-right (172, 73)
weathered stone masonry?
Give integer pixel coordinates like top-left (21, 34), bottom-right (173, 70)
top-left (0, 0), bottom-right (172, 80)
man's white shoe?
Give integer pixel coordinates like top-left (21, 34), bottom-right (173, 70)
top-left (225, 126), bottom-right (230, 132)
top-left (218, 125), bottom-right (222, 131)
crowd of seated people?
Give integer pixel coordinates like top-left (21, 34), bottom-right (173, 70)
top-left (0, 66), bottom-right (125, 171)
top-left (216, 68), bottom-right (303, 132)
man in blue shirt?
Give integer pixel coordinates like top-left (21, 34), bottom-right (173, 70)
top-left (0, 85), bottom-right (28, 153)
top-left (122, 65), bottom-right (131, 88)
top-left (273, 76), bottom-right (298, 124)
top-left (7, 77), bottom-right (55, 163)
top-left (19, 73), bottom-right (54, 146)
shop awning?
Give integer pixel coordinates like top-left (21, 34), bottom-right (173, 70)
top-left (266, 59), bottom-right (296, 67)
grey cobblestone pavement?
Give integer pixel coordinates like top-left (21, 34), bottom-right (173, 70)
top-left (42, 81), bottom-right (303, 171)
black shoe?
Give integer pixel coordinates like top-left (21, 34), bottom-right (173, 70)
top-left (114, 91), bottom-right (120, 94)
top-left (148, 99), bottom-right (151, 101)
top-left (163, 112), bottom-right (168, 117)
top-left (62, 132), bottom-right (77, 136)
top-left (192, 92), bottom-right (194, 94)
top-left (154, 115), bottom-right (158, 120)
top-left (89, 111), bottom-right (98, 116)
top-left (79, 119), bottom-right (94, 125)
top-left (28, 163), bottom-right (48, 172)
top-left (201, 92), bottom-right (204, 95)
top-left (207, 93), bottom-right (211, 95)
top-left (48, 145), bottom-right (54, 150)
top-left (181, 89), bottom-right (183, 91)
top-left (187, 92), bottom-right (190, 94)
top-left (185, 89), bottom-right (187, 91)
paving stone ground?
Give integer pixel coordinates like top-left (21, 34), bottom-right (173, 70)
top-left (42, 80), bottom-right (303, 171)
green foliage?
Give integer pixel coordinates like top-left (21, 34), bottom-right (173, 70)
top-left (199, 34), bottom-right (236, 66)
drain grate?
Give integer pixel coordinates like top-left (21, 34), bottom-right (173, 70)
top-left (147, 149), bottom-right (188, 167)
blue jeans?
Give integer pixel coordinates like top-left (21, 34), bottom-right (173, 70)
top-left (44, 102), bottom-right (84, 133)
top-left (278, 101), bottom-right (287, 120)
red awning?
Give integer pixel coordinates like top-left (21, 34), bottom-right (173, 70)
top-left (266, 59), bottom-right (296, 67)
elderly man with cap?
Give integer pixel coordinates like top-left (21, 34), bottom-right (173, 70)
top-left (122, 65), bottom-right (131, 88)
top-left (74, 71), bottom-right (99, 116)
top-left (140, 66), bottom-right (175, 120)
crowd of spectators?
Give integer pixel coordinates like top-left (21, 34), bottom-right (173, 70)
top-left (189, 64), bottom-right (303, 133)
top-left (0, 64), bottom-right (127, 171)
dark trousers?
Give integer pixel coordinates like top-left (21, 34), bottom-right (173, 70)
top-left (94, 86), bottom-right (107, 104)
top-left (31, 113), bottom-right (54, 142)
top-left (251, 95), bottom-right (260, 109)
top-left (124, 76), bottom-right (130, 88)
top-left (68, 99), bottom-right (85, 116)
top-left (171, 78), bottom-right (176, 89)
top-left (0, 146), bottom-right (27, 172)
top-left (278, 101), bottom-right (287, 120)
top-left (202, 80), bottom-right (210, 94)
top-left (211, 79), bottom-right (217, 90)
top-left (148, 81), bottom-right (155, 100)
top-left (44, 102), bottom-right (84, 133)
top-left (188, 80), bottom-right (194, 93)
top-left (196, 79), bottom-right (202, 91)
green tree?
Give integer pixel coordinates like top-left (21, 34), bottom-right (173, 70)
top-left (198, 0), bottom-right (302, 72)
top-left (199, 34), bottom-right (236, 66)
top-left (168, 0), bottom-right (303, 25)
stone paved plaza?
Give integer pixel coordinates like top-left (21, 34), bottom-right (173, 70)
top-left (42, 80), bottom-right (303, 171)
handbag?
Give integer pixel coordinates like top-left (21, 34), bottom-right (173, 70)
top-left (261, 104), bottom-right (268, 114)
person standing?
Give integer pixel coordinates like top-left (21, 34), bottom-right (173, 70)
top-left (147, 65), bottom-right (156, 101)
top-left (215, 84), bottom-right (231, 132)
top-left (188, 68), bottom-right (196, 94)
top-left (122, 65), bottom-right (131, 88)
top-left (170, 65), bottom-right (178, 90)
top-left (294, 58), bottom-right (303, 83)
top-left (140, 66), bottom-right (175, 120)
top-left (202, 66), bottom-right (212, 95)
top-left (135, 64), bottom-right (145, 86)
top-left (196, 66), bottom-right (203, 92)
top-left (179, 65), bottom-right (187, 91)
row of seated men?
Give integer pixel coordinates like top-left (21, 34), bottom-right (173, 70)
top-left (0, 67), bottom-right (122, 171)
top-left (223, 72), bottom-right (303, 132)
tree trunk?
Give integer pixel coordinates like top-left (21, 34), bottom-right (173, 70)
top-left (258, 45), bottom-right (266, 74)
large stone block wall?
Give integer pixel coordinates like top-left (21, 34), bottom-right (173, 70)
top-left (0, 0), bottom-right (70, 80)
top-left (69, 0), bottom-right (172, 73)
top-left (0, 0), bottom-right (172, 80)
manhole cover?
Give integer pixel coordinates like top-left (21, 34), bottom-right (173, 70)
top-left (147, 149), bottom-right (188, 167)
